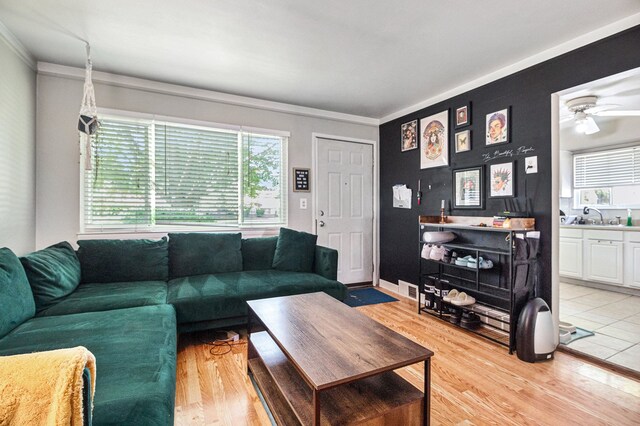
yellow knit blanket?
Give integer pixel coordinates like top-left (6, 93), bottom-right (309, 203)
top-left (0, 346), bottom-right (96, 426)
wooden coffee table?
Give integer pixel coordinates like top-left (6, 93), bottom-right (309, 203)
top-left (247, 292), bottom-right (433, 425)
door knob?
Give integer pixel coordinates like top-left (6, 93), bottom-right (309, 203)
top-left (319, 210), bottom-right (325, 216)
top-left (319, 221), bottom-right (325, 227)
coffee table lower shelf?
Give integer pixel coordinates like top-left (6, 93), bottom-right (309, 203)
top-left (248, 331), bottom-right (424, 426)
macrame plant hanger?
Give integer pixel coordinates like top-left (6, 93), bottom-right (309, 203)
top-left (78, 42), bottom-right (98, 171)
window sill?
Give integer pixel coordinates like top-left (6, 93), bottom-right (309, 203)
top-left (78, 226), bottom-right (282, 240)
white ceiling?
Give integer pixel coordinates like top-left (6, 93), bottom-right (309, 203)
top-left (559, 69), bottom-right (640, 152)
top-left (1, 1), bottom-right (640, 119)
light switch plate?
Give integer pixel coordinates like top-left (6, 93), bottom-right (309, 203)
top-left (300, 198), bottom-right (308, 209)
top-left (525, 156), bottom-right (538, 174)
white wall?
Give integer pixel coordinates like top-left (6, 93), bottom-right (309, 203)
top-left (35, 71), bottom-right (378, 248)
top-left (0, 37), bottom-right (36, 255)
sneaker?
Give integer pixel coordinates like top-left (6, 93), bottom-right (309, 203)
top-left (442, 249), bottom-right (452, 263)
top-left (467, 257), bottom-right (478, 268)
top-left (421, 244), bottom-right (433, 259)
top-left (455, 255), bottom-right (472, 266)
top-left (450, 251), bottom-right (458, 264)
top-left (479, 258), bottom-right (494, 269)
top-left (430, 245), bottom-right (445, 261)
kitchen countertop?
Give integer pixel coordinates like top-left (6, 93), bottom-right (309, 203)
top-left (560, 224), bottom-right (640, 231)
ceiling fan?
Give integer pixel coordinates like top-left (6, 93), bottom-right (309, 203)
top-left (560, 95), bottom-right (640, 135)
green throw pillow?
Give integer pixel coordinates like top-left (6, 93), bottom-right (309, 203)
top-left (168, 233), bottom-right (242, 279)
top-left (20, 241), bottom-right (81, 312)
top-left (77, 238), bottom-right (169, 283)
top-left (0, 248), bottom-right (36, 338)
top-left (242, 237), bottom-right (278, 271)
top-left (272, 228), bottom-right (317, 272)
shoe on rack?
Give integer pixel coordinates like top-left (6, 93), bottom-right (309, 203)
top-left (421, 244), bottom-right (433, 259)
top-left (443, 288), bottom-right (459, 303)
top-left (467, 257), bottom-right (478, 269)
top-left (450, 292), bottom-right (476, 306)
top-left (479, 258), bottom-right (494, 269)
top-left (442, 249), bottom-right (452, 263)
top-left (455, 255), bottom-right (472, 267)
top-left (450, 251), bottom-right (458, 264)
top-left (430, 245), bottom-right (446, 261)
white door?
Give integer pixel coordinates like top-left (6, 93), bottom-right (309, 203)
top-left (316, 138), bottom-right (373, 284)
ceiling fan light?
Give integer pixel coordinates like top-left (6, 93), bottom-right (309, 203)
top-left (583, 116), bottom-right (600, 135)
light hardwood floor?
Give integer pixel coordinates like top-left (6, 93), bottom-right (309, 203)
top-left (175, 289), bottom-right (640, 425)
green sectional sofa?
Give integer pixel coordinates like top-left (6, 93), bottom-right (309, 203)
top-left (0, 229), bottom-right (346, 425)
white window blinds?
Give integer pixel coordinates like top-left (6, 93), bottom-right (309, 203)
top-left (574, 146), bottom-right (640, 188)
top-left (82, 115), bottom-right (287, 231)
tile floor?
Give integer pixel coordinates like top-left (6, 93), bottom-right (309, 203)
top-left (560, 282), bottom-right (640, 373)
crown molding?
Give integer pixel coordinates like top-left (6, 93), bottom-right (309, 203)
top-left (0, 19), bottom-right (36, 70)
top-left (380, 13), bottom-right (640, 124)
top-left (37, 62), bottom-right (380, 127)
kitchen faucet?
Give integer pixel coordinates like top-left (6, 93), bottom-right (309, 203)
top-left (583, 206), bottom-right (604, 224)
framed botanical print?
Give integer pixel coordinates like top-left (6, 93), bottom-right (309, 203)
top-left (401, 120), bottom-right (418, 152)
top-left (455, 103), bottom-right (471, 128)
top-left (489, 161), bottom-right (515, 197)
top-left (485, 107), bottom-right (510, 145)
top-left (454, 130), bottom-right (471, 153)
top-left (420, 110), bottom-right (449, 169)
top-left (453, 166), bottom-right (483, 209)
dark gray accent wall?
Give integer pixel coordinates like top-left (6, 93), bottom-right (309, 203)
top-left (379, 25), bottom-right (640, 305)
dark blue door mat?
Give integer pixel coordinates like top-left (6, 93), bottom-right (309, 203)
top-left (344, 288), bottom-right (398, 307)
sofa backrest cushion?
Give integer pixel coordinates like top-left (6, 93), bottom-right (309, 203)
top-left (77, 238), bottom-right (169, 283)
top-left (241, 236), bottom-right (278, 271)
top-left (168, 233), bottom-right (242, 279)
top-left (272, 228), bottom-right (317, 272)
top-left (19, 241), bottom-right (81, 312)
top-left (0, 248), bottom-right (36, 338)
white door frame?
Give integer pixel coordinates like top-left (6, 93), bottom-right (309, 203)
top-left (551, 93), bottom-right (561, 335)
top-left (312, 133), bottom-right (379, 285)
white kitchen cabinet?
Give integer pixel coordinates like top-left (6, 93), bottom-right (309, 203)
top-left (559, 237), bottom-right (583, 278)
top-left (624, 232), bottom-right (640, 288)
top-left (584, 238), bottom-right (624, 285)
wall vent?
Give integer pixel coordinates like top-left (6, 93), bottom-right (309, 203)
top-left (399, 280), bottom-right (419, 301)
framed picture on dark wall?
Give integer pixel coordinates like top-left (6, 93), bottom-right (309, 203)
top-left (420, 110), bottom-right (449, 169)
top-left (455, 103), bottom-right (471, 128)
top-left (453, 166), bottom-right (483, 209)
top-left (489, 161), bottom-right (515, 197)
top-left (401, 120), bottom-right (418, 152)
top-left (454, 130), bottom-right (471, 153)
top-left (485, 107), bottom-right (510, 145)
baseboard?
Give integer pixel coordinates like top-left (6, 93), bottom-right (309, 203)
top-left (560, 277), bottom-right (640, 296)
top-left (378, 279), bottom-right (423, 303)
top-left (378, 279), bottom-right (399, 293)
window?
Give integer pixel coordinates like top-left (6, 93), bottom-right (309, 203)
top-left (573, 146), bottom-right (640, 209)
top-left (82, 114), bottom-right (288, 232)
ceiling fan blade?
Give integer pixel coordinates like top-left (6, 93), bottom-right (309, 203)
top-left (597, 110), bottom-right (640, 117)
top-left (585, 104), bottom-right (619, 114)
top-left (584, 116), bottom-right (600, 135)
top-left (559, 115), bottom-right (574, 123)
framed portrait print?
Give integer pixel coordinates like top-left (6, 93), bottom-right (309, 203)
top-left (420, 110), bottom-right (449, 169)
top-left (453, 166), bottom-right (483, 209)
top-left (485, 107), bottom-right (509, 145)
top-left (489, 161), bottom-right (515, 198)
top-left (455, 103), bottom-right (471, 128)
top-left (454, 130), bottom-right (471, 153)
top-left (401, 120), bottom-right (418, 152)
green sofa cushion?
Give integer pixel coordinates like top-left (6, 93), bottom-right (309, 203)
top-left (241, 236), bottom-right (278, 271)
top-left (0, 248), bottom-right (35, 338)
top-left (0, 305), bottom-right (177, 426)
top-left (20, 241), bottom-right (81, 312)
top-left (167, 270), bottom-right (347, 324)
top-left (272, 228), bottom-right (317, 272)
top-left (36, 280), bottom-right (168, 317)
top-left (77, 238), bottom-right (168, 283)
top-left (168, 233), bottom-right (242, 279)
